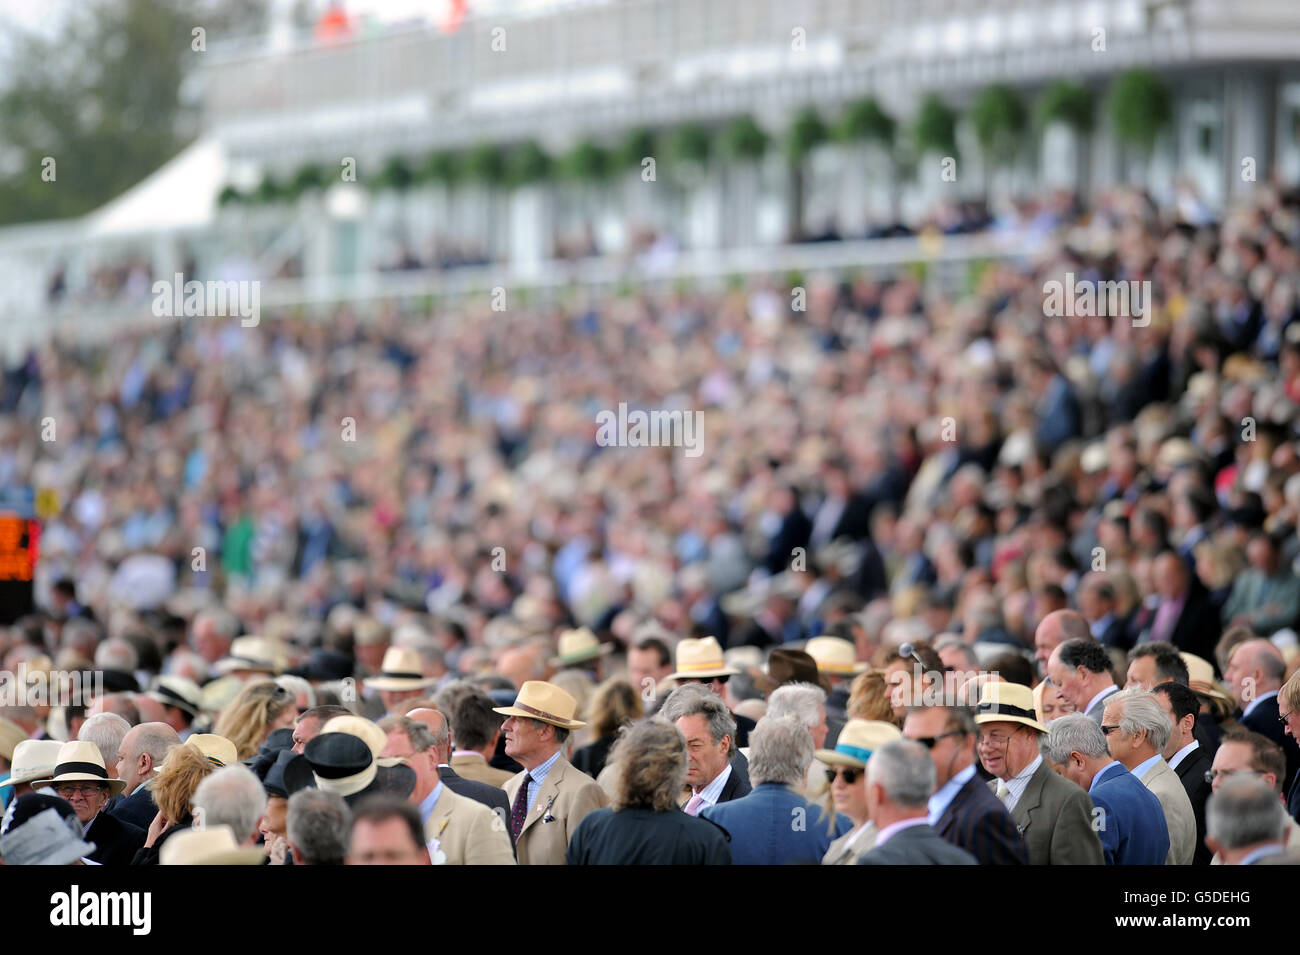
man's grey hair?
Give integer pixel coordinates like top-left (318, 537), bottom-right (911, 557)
top-left (275, 675), bottom-right (316, 709)
top-left (1107, 688), bottom-right (1171, 754)
top-left (766, 682), bottom-right (825, 732)
top-left (192, 764), bottom-right (268, 843)
top-left (94, 639), bottom-right (138, 674)
top-left (934, 636), bottom-right (979, 670)
top-left (1206, 775), bottom-right (1288, 851)
top-left (194, 608), bottom-right (240, 641)
top-left (78, 712), bottom-right (131, 769)
top-left (377, 715), bottom-right (443, 755)
top-left (747, 716), bottom-right (814, 786)
top-left (128, 722), bottom-right (182, 768)
top-left (287, 788), bottom-right (353, 865)
top-left (866, 739), bottom-right (936, 808)
top-left (659, 683), bottom-right (737, 755)
top-left (1042, 713), bottom-right (1110, 764)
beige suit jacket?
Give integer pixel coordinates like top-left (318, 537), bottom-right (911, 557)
top-left (502, 755), bottom-right (606, 865)
top-left (1141, 758), bottom-right (1196, 866)
top-left (822, 821), bottom-right (878, 865)
top-left (423, 786), bottom-right (516, 865)
top-left (450, 752), bottom-right (514, 788)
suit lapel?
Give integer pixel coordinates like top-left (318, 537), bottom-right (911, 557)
top-left (1013, 763), bottom-right (1046, 835)
top-left (518, 761), bottom-right (563, 839)
top-left (937, 777), bottom-right (972, 837)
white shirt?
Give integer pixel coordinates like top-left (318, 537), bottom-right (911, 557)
top-left (928, 764), bottom-right (976, 826)
top-left (692, 763), bottom-right (733, 810)
top-left (1167, 739), bottom-right (1199, 771)
top-left (1243, 690), bottom-right (1279, 722)
top-left (1003, 755), bottom-right (1042, 813)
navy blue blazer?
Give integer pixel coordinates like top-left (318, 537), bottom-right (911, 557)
top-left (107, 783), bottom-right (159, 832)
top-left (701, 782), bottom-right (851, 865)
top-left (1089, 762), bottom-right (1170, 865)
top-left (934, 770), bottom-right (1028, 865)
top-left (1241, 694), bottom-right (1300, 810)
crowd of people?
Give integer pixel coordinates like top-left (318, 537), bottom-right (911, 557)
top-left (3, 179), bottom-right (1300, 864)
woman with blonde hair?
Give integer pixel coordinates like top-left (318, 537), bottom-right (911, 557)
top-left (847, 669), bottom-right (901, 727)
top-left (133, 739), bottom-right (222, 865)
top-left (214, 678), bottom-right (298, 762)
top-left (572, 678), bottom-right (643, 779)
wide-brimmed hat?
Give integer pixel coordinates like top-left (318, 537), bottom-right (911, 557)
top-left (804, 636), bottom-right (868, 677)
top-left (1181, 652), bottom-right (1236, 707)
top-left (0, 796), bottom-right (96, 865)
top-left (147, 676), bottom-right (203, 718)
top-left (364, 647), bottom-right (435, 692)
top-left (815, 720), bottom-right (902, 768)
top-left (7, 739), bottom-right (64, 787)
top-left (669, 637), bottom-right (740, 681)
top-left (322, 715), bottom-right (405, 768)
top-left (160, 825), bottom-right (265, 865)
top-left (303, 732), bottom-right (415, 806)
top-left (549, 627), bottom-right (613, 668)
top-left (973, 682), bottom-right (1046, 733)
top-left (492, 681), bottom-right (586, 729)
top-left (30, 740), bottom-right (127, 795)
top-left (262, 749), bottom-right (313, 799)
top-left (0, 716), bottom-right (27, 762)
top-left (754, 648), bottom-right (830, 694)
top-left (214, 636), bottom-right (281, 676)
top-left (156, 734), bottom-right (238, 774)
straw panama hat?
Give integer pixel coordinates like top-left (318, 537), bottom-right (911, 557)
top-left (549, 627), bottom-right (613, 667)
top-left (365, 647), bottom-right (436, 692)
top-left (160, 825), bottom-right (265, 865)
top-left (492, 681), bottom-right (587, 730)
top-left (147, 675), bottom-right (203, 717)
top-left (974, 682), bottom-right (1047, 733)
top-left (30, 740), bottom-right (127, 795)
top-left (0, 717), bottom-right (26, 763)
top-left (1180, 652), bottom-right (1235, 707)
top-left (805, 636), bottom-right (868, 676)
top-left (669, 637), bottom-right (740, 681)
top-left (156, 734), bottom-right (238, 774)
top-left (7, 739), bottom-right (64, 786)
top-left (816, 720), bottom-right (902, 767)
top-left (213, 635), bottom-right (281, 676)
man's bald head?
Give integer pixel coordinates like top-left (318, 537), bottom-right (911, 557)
top-left (1226, 639), bottom-right (1287, 705)
top-left (1035, 610), bottom-right (1090, 670)
top-left (405, 707), bottom-right (450, 762)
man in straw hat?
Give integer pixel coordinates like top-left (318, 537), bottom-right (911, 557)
top-left (818, 719), bottom-right (900, 864)
top-left (146, 675), bottom-right (202, 739)
top-left (904, 704), bottom-right (1027, 865)
top-left (669, 636), bottom-right (755, 746)
top-left (213, 635), bottom-right (282, 680)
top-left (4, 738), bottom-right (63, 805)
top-left (366, 647), bottom-right (437, 717)
top-left (31, 739), bottom-right (145, 865)
top-left (495, 680), bottom-right (606, 865)
top-left (974, 681), bottom-right (1104, 865)
top-left (549, 627), bottom-right (613, 679)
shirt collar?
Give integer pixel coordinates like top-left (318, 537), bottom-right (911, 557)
top-left (874, 815), bottom-right (929, 846)
top-left (695, 762), bottom-right (733, 805)
top-left (1132, 753), bottom-right (1163, 780)
top-left (1237, 843), bottom-right (1286, 866)
top-left (527, 749), bottom-right (563, 784)
top-left (418, 781), bottom-right (444, 823)
top-left (1086, 684), bottom-right (1119, 716)
top-left (927, 764), bottom-right (976, 825)
top-left (1167, 739), bottom-right (1199, 771)
top-left (1243, 690), bottom-right (1279, 720)
top-left (1089, 760), bottom-right (1121, 793)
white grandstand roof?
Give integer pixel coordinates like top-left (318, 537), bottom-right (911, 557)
top-left (84, 138), bottom-right (226, 238)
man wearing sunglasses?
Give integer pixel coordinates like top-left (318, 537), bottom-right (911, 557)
top-left (904, 705), bottom-right (1027, 865)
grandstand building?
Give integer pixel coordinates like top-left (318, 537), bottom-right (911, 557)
top-left (2, 0), bottom-right (1300, 357)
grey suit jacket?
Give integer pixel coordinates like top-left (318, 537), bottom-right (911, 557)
top-left (857, 823), bottom-right (977, 865)
top-left (1008, 759), bottom-right (1105, 865)
top-left (1141, 758), bottom-right (1197, 865)
top-left (1085, 685), bottom-right (1120, 724)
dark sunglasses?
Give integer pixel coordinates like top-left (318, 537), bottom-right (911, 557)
top-left (912, 730), bottom-right (965, 749)
top-left (824, 766), bottom-right (862, 785)
top-left (682, 676), bottom-right (729, 686)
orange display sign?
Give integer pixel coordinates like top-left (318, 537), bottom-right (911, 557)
top-left (0, 515), bottom-right (37, 582)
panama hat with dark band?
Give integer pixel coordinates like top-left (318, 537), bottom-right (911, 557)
top-left (973, 682), bottom-right (1047, 733)
top-left (492, 681), bottom-right (586, 729)
top-left (30, 740), bottom-right (127, 795)
top-left (365, 647), bottom-right (436, 691)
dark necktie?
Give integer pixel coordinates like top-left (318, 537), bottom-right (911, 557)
top-left (511, 773), bottom-right (533, 840)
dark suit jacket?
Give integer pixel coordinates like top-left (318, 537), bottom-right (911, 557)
top-left (858, 822), bottom-right (977, 865)
top-left (717, 759), bottom-right (752, 804)
top-left (86, 810), bottom-right (146, 866)
top-left (130, 819), bottom-right (189, 866)
top-left (1090, 762), bottom-right (1170, 865)
top-left (1241, 694), bottom-right (1300, 803)
top-left (935, 771), bottom-right (1028, 865)
top-left (107, 783), bottom-right (159, 832)
top-left (733, 713), bottom-right (756, 749)
top-left (1158, 588), bottom-right (1221, 662)
top-left (566, 808), bottom-right (731, 865)
top-left (438, 765), bottom-right (511, 836)
top-left (1172, 744), bottom-right (1214, 865)
top-left (571, 735), bottom-right (617, 780)
top-left (701, 783), bottom-right (850, 865)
